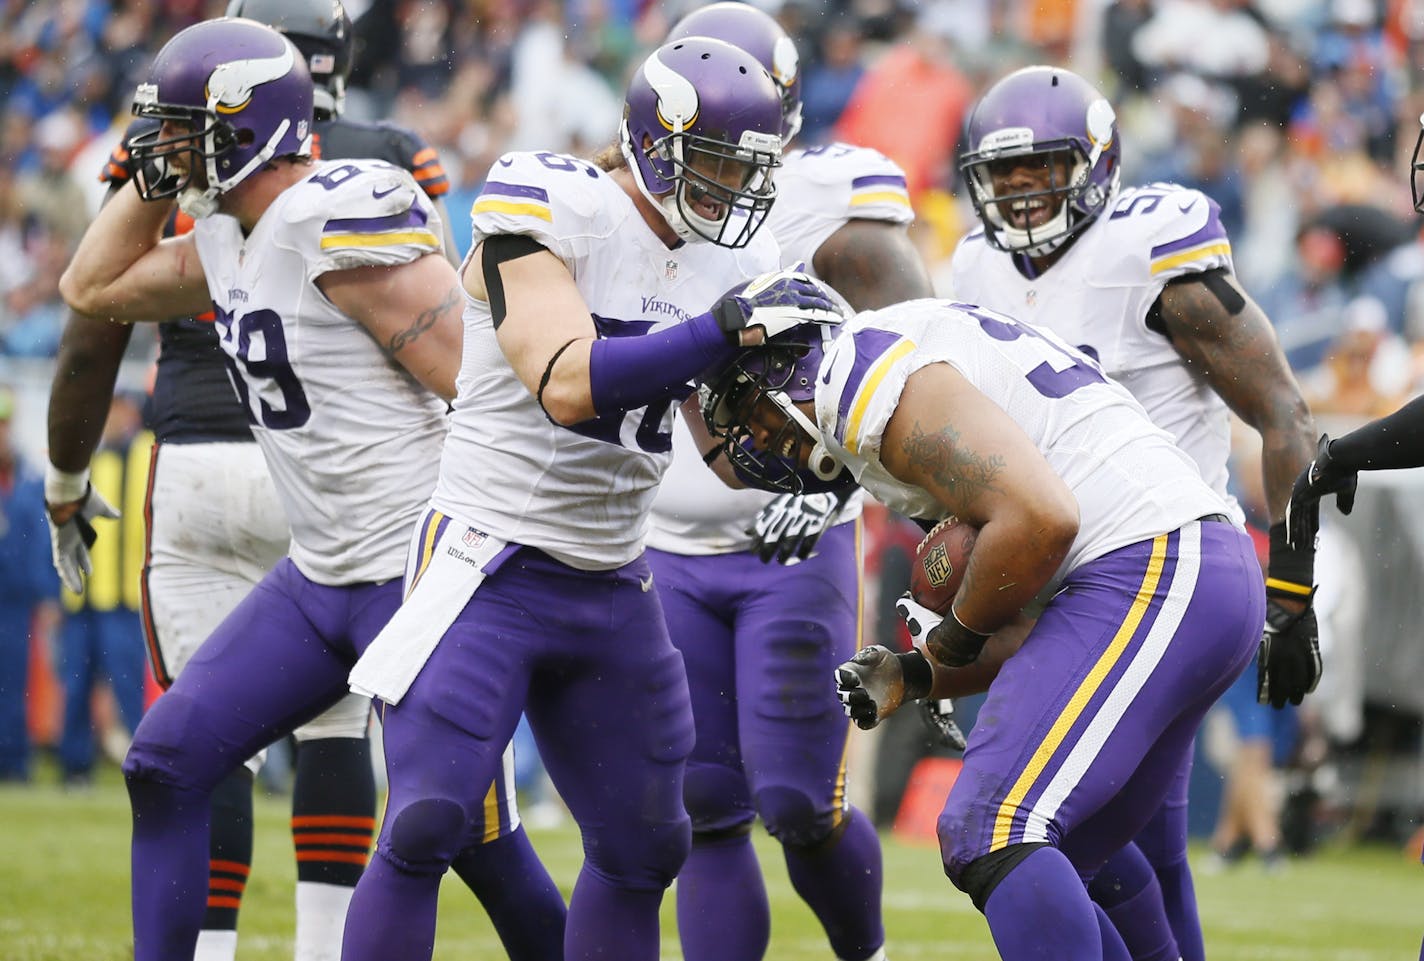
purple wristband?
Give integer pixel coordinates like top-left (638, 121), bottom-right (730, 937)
top-left (587, 311), bottom-right (736, 415)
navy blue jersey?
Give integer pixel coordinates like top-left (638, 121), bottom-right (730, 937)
top-left (101, 116), bottom-right (450, 443)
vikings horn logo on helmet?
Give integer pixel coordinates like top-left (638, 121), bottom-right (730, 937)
top-left (207, 42), bottom-right (297, 114)
top-left (644, 50), bottom-right (700, 134)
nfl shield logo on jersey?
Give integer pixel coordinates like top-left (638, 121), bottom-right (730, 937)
top-left (665, 259), bottom-right (679, 281)
top-left (463, 527), bottom-right (487, 549)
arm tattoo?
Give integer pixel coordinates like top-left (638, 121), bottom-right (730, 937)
top-left (386, 284), bottom-right (458, 356)
top-left (900, 422), bottom-right (1005, 501)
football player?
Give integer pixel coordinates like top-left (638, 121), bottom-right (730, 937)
top-left (46, 5), bottom-right (565, 961)
top-left (701, 299), bottom-right (1265, 961)
top-left (340, 37), bottom-right (838, 961)
top-left (55, 18), bottom-right (559, 961)
top-left (645, 6), bottom-right (932, 961)
top-left (949, 65), bottom-right (1317, 961)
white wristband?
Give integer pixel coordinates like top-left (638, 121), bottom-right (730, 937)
top-left (45, 462), bottom-right (90, 504)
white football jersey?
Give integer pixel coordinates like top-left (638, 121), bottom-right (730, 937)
top-left (648, 144), bottom-right (912, 554)
top-left (432, 150), bottom-right (778, 570)
top-left (815, 300), bottom-right (1227, 589)
top-left (950, 183), bottom-right (1242, 522)
top-left (193, 158), bottom-right (450, 585)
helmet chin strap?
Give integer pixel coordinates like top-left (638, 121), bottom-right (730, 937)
top-left (775, 391), bottom-right (844, 482)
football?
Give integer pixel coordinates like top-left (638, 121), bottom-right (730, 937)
top-left (909, 517), bottom-right (978, 614)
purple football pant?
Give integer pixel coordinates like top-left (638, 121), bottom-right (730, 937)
top-left (648, 520), bottom-right (885, 961)
top-left (123, 558), bottom-right (398, 961)
top-left (343, 545), bottom-right (693, 961)
top-left (939, 520), bottom-right (1265, 961)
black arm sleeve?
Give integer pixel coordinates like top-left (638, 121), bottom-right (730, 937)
top-left (1329, 394), bottom-right (1424, 471)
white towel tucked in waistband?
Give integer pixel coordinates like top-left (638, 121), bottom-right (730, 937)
top-left (349, 522), bottom-right (507, 705)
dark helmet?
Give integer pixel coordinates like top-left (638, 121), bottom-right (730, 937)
top-left (960, 65), bottom-right (1121, 257)
top-left (667, 2), bottom-right (802, 143)
top-left (226, 0), bottom-right (353, 119)
top-left (700, 317), bottom-right (849, 495)
top-left (129, 18), bottom-right (313, 218)
top-left (621, 37), bottom-right (783, 248)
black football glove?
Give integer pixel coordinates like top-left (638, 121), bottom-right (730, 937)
top-left (749, 491), bottom-right (839, 564)
top-left (920, 698), bottom-right (967, 751)
top-left (1285, 434), bottom-right (1357, 550)
top-left (1256, 594), bottom-right (1321, 709)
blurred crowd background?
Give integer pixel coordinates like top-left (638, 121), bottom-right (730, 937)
top-left (5, 0), bottom-right (1424, 863)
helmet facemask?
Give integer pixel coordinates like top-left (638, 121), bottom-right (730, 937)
top-left (624, 122), bottom-right (780, 248)
top-left (700, 334), bottom-right (846, 495)
top-left (960, 72), bottom-right (1120, 258)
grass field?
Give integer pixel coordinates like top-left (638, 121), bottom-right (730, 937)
top-left (2, 769), bottom-right (1419, 961)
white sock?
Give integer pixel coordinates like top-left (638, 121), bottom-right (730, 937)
top-left (843, 948), bottom-right (887, 961)
top-left (194, 929), bottom-right (238, 961)
top-left (294, 881), bottom-right (355, 961)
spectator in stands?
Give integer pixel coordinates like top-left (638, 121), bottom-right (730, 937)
top-left (0, 385), bottom-right (61, 782)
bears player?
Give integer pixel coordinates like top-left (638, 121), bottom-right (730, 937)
top-left (340, 37), bottom-right (839, 961)
top-left (55, 18), bottom-right (560, 961)
top-left (699, 298), bottom-right (1264, 961)
top-left (645, 6), bottom-right (932, 961)
top-left (949, 65), bottom-right (1317, 961)
top-left (45, 5), bottom-right (564, 961)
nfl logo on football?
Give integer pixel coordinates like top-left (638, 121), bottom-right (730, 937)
top-left (925, 543), bottom-right (954, 589)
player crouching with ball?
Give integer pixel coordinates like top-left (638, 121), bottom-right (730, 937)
top-left (694, 291), bottom-right (1265, 961)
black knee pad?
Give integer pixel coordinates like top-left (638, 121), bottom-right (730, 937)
top-left (691, 820), bottom-right (755, 847)
top-left (384, 798), bottom-right (467, 872)
top-left (954, 842), bottom-right (1050, 912)
top-left (755, 785), bottom-right (836, 849)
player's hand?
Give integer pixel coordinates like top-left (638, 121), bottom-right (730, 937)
top-left (895, 590), bottom-right (943, 642)
top-left (920, 699), bottom-right (967, 751)
top-left (1285, 434), bottom-right (1357, 550)
top-left (711, 265), bottom-right (843, 344)
top-left (749, 491), bottom-right (838, 564)
top-left (834, 645), bottom-right (907, 730)
top-left (45, 486), bottom-right (120, 593)
top-left (1256, 596), bottom-right (1321, 709)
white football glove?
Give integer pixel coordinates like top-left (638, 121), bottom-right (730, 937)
top-left (45, 481), bottom-right (120, 594)
top-left (711, 265), bottom-right (844, 342)
top-left (895, 590), bottom-right (944, 642)
top-left (749, 491), bottom-right (839, 564)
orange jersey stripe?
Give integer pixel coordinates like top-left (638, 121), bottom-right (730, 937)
top-left (295, 851), bottom-right (370, 865)
top-left (293, 832), bottom-right (374, 848)
top-left (209, 859), bottom-right (252, 877)
top-left (413, 165), bottom-right (445, 181)
top-left (412, 147), bottom-right (438, 165)
top-left (291, 815), bottom-right (377, 829)
top-left (207, 896), bottom-right (242, 910)
top-left (209, 877), bottom-right (246, 893)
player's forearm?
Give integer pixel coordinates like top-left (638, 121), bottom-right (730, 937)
top-left (951, 513), bottom-right (1075, 634)
top-left (1327, 394), bottom-right (1424, 472)
top-left (1256, 405), bottom-right (1317, 522)
top-left (47, 310), bottom-right (134, 474)
top-left (59, 180), bottom-right (172, 317)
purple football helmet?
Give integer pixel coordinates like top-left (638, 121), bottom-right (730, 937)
top-left (129, 18), bottom-right (314, 218)
top-left (621, 37), bottom-right (783, 248)
top-left (700, 321), bottom-right (849, 495)
top-left (960, 66), bottom-right (1120, 257)
top-left (667, 2), bottom-right (803, 143)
